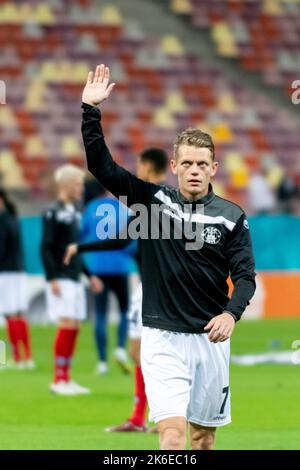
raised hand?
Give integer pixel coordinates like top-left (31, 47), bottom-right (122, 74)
top-left (82, 64), bottom-right (115, 107)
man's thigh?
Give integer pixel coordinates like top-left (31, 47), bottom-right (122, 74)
top-left (141, 327), bottom-right (191, 424)
top-left (188, 335), bottom-right (231, 428)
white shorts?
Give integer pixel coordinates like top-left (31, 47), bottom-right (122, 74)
top-left (0, 272), bottom-right (28, 316)
top-left (141, 327), bottom-right (231, 427)
top-left (128, 282), bottom-right (143, 340)
top-left (46, 279), bottom-right (87, 322)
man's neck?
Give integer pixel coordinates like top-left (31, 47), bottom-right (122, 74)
top-left (58, 192), bottom-right (73, 205)
top-left (150, 174), bottom-right (166, 184)
top-left (180, 187), bottom-right (209, 202)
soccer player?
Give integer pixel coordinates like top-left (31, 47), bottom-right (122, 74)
top-left (64, 147), bottom-right (168, 431)
top-left (80, 65), bottom-right (256, 450)
top-left (41, 165), bottom-right (102, 396)
top-left (81, 182), bottom-right (132, 375)
top-left (0, 189), bottom-right (34, 369)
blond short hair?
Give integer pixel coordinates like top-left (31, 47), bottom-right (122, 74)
top-left (174, 128), bottom-right (215, 160)
top-left (54, 164), bottom-right (85, 185)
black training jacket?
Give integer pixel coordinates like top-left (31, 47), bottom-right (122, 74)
top-left (82, 103), bottom-right (256, 333)
top-left (41, 201), bottom-right (83, 281)
top-left (0, 210), bottom-right (23, 272)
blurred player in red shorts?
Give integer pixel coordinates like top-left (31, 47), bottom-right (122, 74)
top-left (41, 165), bottom-right (102, 395)
top-left (0, 189), bottom-right (34, 369)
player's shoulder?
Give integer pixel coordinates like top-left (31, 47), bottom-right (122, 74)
top-left (3, 211), bottom-right (18, 228)
top-left (212, 194), bottom-right (247, 229)
top-left (43, 200), bottom-right (62, 219)
top-left (214, 194), bottom-right (245, 216)
top-left (152, 184), bottom-right (175, 200)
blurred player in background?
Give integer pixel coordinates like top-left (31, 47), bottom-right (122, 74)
top-left (64, 147), bottom-right (168, 432)
top-left (80, 65), bottom-right (256, 450)
top-left (0, 189), bottom-right (34, 369)
top-left (41, 164), bottom-right (102, 396)
top-left (80, 181), bottom-right (132, 375)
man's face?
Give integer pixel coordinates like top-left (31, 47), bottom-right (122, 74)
top-left (136, 158), bottom-right (153, 182)
top-left (170, 145), bottom-right (218, 200)
top-left (64, 176), bottom-right (84, 202)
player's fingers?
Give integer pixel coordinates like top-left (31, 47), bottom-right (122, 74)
top-left (218, 327), bottom-right (230, 342)
top-left (216, 324), bottom-right (227, 338)
top-left (106, 82), bottom-right (115, 96)
top-left (221, 326), bottom-right (233, 341)
top-left (220, 335), bottom-right (229, 342)
top-left (94, 65), bottom-right (101, 83)
top-left (207, 329), bottom-right (216, 340)
top-left (210, 331), bottom-right (223, 343)
top-left (208, 325), bottom-right (221, 342)
top-left (103, 66), bottom-right (110, 85)
top-left (99, 63), bottom-right (105, 82)
top-left (86, 71), bottom-right (93, 84)
top-left (207, 323), bottom-right (220, 338)
top-left (204, 318), bottom-right (216, 330)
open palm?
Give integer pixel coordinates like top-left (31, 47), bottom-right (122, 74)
top-left (82, 64), bottom-right (115, 107)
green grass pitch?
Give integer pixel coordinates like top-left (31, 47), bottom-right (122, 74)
top-left (0, 319), bottom-right (300, 450)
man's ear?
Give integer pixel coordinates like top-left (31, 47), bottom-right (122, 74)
top-left (170, 159), bottom-right (177, 176)
top-left (211, 161), bottom-right (219, 178)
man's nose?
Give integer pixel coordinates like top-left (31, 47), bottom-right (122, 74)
top-left (191, 164), bottom-right (199, 175)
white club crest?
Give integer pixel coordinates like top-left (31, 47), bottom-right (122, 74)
top-left (201, 226), bottom-right (222, 245)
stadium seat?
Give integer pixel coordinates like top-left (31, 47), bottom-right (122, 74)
top-left (161, 35), bottom-right (185, 55)
top-left (100, 5), bottom-right (123, 26)
top-left (0, 150), bottom-right (27, 189)
top-left (171, 0), bottom-right (192, 15)
top-left (60, 135), bottom-right (82, 159)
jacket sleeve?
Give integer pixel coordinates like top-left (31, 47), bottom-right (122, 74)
top-left (0, 223), bottom-right (6, 264)
top-left (78, 212), bottom-right (134, 253)
top-left (78, 237), bottom-right (132, 254)
top-left (225, 214), bottom-right (256, 320)
top-left (0, 215), bottom-right (22, 266)
top-left (40, 209), bottom-right (57, 281)
top-left (81, 103), bottom-right (156, 208)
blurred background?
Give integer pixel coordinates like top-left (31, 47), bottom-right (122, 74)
top-left (0, 0), bottom-right (299, 322)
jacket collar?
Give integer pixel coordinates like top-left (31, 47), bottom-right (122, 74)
top-left (177, 183), bottom-right (215, 206)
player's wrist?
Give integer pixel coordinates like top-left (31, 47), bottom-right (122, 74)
top-left (223, 310), bottom-right (237, 322)
top-left (82, 100), bottom-right (99, 108)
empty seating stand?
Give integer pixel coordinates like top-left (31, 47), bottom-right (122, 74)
top-left (0, 0), bottom-right (299, 210)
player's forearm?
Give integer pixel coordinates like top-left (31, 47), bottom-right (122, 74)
top-left (81, 260), bottom-right (91, 278)
top-left (225, 276), bottom-right (256, 320)
top-left (0, 234), bottom-right (7, 261)
top-left (81, 103), bottom-right (116, 183)
top-left (81, 103), bottom-right (154, 207)
top-left (41, 255), bottom-right (58, 281)
top-left (78, 237), bottom-right (131, 254)
top-left (40, 242), bottom-right (58, 280)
